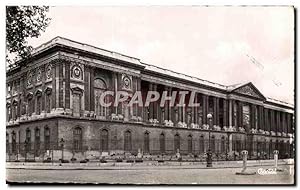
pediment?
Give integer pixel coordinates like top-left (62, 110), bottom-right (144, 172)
top-left (232, 82), bottom-right (265, 100)
top-left (35, 89), bottom-right (42, 97)
top-left (71, 86), bottom-right (84, 93)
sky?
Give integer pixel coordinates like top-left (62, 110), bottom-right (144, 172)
top-left (27, 6), bottom-right (295, 104)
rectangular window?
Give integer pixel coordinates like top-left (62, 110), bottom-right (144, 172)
top-left (73, 94), bottom-right (81, 117)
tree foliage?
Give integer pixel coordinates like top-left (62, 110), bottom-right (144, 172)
top-left (6, 6), bottom-right (51, 67)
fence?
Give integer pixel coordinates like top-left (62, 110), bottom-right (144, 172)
top-left (6, 138), bottom-right (294, 162)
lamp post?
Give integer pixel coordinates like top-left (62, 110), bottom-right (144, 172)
top-left (60, 138), bottom-right (65, 162)
top-left (207, 113), bottom-right (213, 167)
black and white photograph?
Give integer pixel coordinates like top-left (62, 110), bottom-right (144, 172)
top-left (4, 4), bottom-right (295, 185)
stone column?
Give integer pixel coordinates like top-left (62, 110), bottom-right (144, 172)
top-left (223, 99), bottom-right (228, 128)
top-left (236, 101), bottom-right (242, 128)
top-left (274, 111), bottom-right (277, 133)
top-left (194, 92), bottom-right (199, 125)
top-left (213, 96), bottom-right (218, 126)
top-left (277, 111), bottom-right (282, 133)
top-left (236, 101), bottom-right (240, 128)
top-left (216, 97), bottom-right (220, 126)
top-left (84, 65), bottom-right (90, 116)
top-left (149, 83), bottom-right (153, 120)
top-left (257, 105), bottom-right (261, 130)
top-left (274, 111), bottom-right (278, 133)
top-left (132, 77), bottom-right (138, 118)
top-left (202, 94), bottom-right (207, 124)
top-left (153, 84), bottom-right (158, 120)
top-left (51, 61), bottom-right (57, 111)
top-left (282, 112), bottom-right (286, 134)
top-left (65, 61), bottom-right (71, 111)
top-left (40, 66), bottom-right (46, 115)
top-left (229, 99), bottom-right (233, 127)
top-left (287, 113), bottom-right (290, 134)
top-left (250, 104), bottom-right (255, 130)
top-left (17, 91), bottom-right (21, 119)
top-left (112, 73), bottom-right (117, 115)
top-left (233, 100), bottom-right (237, 127)
top-left (271, 110), bottom-right (275, 132)
top-left (168, 87), bottom-right (173, 122)
top-left (164, 86), bottom-right (169, 121)
top-left (270, 110), bottom-right (273, 131)
top-left (58, 61), bottom-right (64, 109)
top-left (277, 111), bottom-right (281, 133)
top-left (117, 73), bottom-right (122, 115)
top-left (137, 78), bottom-right (142, 119)
top-left (264, 108), bottom-right (268, 132)
top-left (178, 92), bottom-right (182, 123)
top-left (182, 104), bottom-right (186, 124)
top-left (89, 67), bottom-right (94, 115)
top-left (260, 106), bottom-right (264, 131)
top-left (190, 92), bottom-right (194, 125)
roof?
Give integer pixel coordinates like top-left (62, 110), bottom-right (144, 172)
top-left (32, 36), bottom-right (143, 66)
top-left (9, 36), bottom-right (294, 108)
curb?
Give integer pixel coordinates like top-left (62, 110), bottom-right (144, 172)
top-left (6, 163), bottom-right (293, 171)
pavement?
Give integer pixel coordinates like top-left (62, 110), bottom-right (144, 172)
top-left (6, 164), bottom-right (295, 184)
top-left (6, 159), bottom-right (294, 170)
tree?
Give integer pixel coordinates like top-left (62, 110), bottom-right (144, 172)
top-left (6, 6), bottom-right (51, 67)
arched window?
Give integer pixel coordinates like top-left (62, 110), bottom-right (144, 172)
top-left (100, 129), bottom-right (109, 152)
top-left (144, 132), bottom-right (150, 153)
top-left (210, 135), bottom-right (215, 152)
top-left (221, 136), bottom-right (225, 153)
top-left (124, 130), bottom-right (132, 151)
top-left (279, 140), bottom-right (285, 158)
top-left (12, 101), bottom-right (18, 120)
top-left (73, 127), bottom-right (82, 152)
top-left (36, 96), bottom-right (41, 115)
top-left (35, 128), bottom-right (40, 152)
top-left (6, 133), bottom-right (9, 154)
top-left (159, 133), bottom-right (165, 153)
top-left (263, 139), bottom-right (267, 155)
top-left (257, 140), bottom-right (262, 155)
top-left (199, 135), bottom-right (204, 153)
top-left (44, 127), bottom-right (50, 150)
top-left (188, 135), bottom-right (193, 154)
top-left (266, 140), bottom-right (270, 157)
top-left (35, 90), bottom-right (42, 115)
top-left (27, 94), bottom-right (34, 116)
top-left (269, 139), bottom-right (273, 155)
top-left (25, 128), bottom-right (31, 151)
top-left (12, 131), bottom-right (16, 154)
top-left (174, 134), bottom-right (180, 152)
top-left (94, 78), bottom-right (107, 117)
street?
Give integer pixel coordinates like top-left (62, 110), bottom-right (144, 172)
top-left (6, 165), bottom-right (294, 184)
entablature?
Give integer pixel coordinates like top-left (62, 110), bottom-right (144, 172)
top-left (60, 52), bottom-right (142, 78)
top-left (141, 73), bottom-right (228, 99)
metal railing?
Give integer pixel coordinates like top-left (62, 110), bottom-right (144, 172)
top-left (6, 139), bottom-right (294, 162)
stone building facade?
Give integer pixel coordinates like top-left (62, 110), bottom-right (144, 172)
top-left (6, 37), bottom-right (294, 161)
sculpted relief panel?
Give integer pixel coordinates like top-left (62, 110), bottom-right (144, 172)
top-left (121, 74), bottom-right (132, 91)
top-left (70, 62), bottom-right (84, 81)
top-left (235, 85), bottom-right (261, 99)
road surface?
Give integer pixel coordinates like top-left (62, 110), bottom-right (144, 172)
top-left (6, 165), bottom-right (294, 184)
